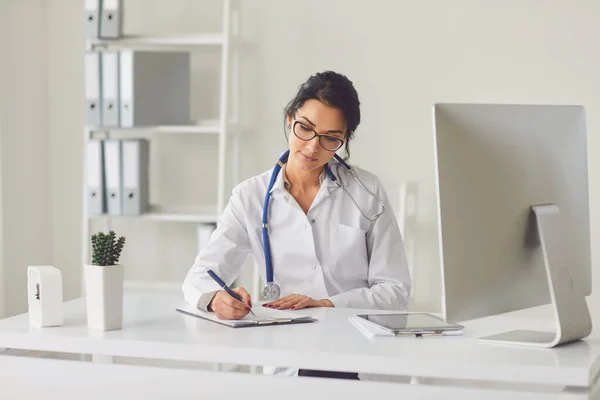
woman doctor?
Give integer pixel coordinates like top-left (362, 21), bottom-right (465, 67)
top-left (182, 71), bottom-right (411, 322)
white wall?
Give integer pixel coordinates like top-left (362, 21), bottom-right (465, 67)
top-left (235, 0), bottom-right (600, 310)
top-left (39, 0), bottom-right (600, 312)
top-left (47, 0), bottom-right (89, 306)
top-left (0, 0), bottom-right (53, 317)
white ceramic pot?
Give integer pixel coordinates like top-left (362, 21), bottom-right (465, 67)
top-left (84, 264), bottom-right (124, 331)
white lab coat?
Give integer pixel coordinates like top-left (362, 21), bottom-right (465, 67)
top-left (181, 159), bottom-right (412, 377)
top-left (182, 160), bottom-right (411, 311)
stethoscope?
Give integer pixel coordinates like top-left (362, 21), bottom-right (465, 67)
top-left (261, 149), bottom-right (386, 300)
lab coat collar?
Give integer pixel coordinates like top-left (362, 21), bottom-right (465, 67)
top-left (269, 163), bottom-right (330, 194)
top-left (268, 164), bottom-right (289, 194)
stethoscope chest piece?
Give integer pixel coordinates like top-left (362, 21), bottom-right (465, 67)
top-left (262, 282), bottom-right (281, 301)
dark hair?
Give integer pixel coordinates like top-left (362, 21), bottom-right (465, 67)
top-left (284, 71), bottom-right (361, 159)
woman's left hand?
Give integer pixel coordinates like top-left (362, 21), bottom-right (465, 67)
top-left (263, 294), bottom-right (334, 310)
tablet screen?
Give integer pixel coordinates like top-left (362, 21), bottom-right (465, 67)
top-left (356, 313), bottom-right (462, 332)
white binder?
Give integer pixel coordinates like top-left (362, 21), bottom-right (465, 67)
top-left (84, 52), bottom-right (102, 127)
top-left (121, 139), bottom-right (150, 215)
top-left (83, 0), bottom-right (101, 38)
top-left (100, 0), bottom-right (122, 39)
top-left (101, 51), bottom-right (120, 127)
top-left (119, 51), bottom-right (190, 127)
top-left (86, 140), bottom-right (106, 215)
top-left (104, 140), bottom-right (123, 215)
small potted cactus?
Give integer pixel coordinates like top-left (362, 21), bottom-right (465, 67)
top-left (84, 231), bottom-right (126, 331)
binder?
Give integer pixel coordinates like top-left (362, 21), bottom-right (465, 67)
top-left (119, 51), bottom-right (190, 127)
top-left (121, 139), bottom-right (150, 216)
top-left (83, 0), bottom-right (101, 38)
top-left (100, 0), bottom-right (122, 39)
top-left (104, 140), bottom-right (122, 215)
top-left (84, 52), bottom-right (102, 127)
top-left (101, 51), bottom-right (120, 127)
top-left (86, 140), bottom-right (106, 215)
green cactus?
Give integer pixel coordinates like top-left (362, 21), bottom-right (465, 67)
top-left (91, 230), bottom-right (126, 266)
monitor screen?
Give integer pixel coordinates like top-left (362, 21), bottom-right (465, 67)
top-left (433, 103), bottom-right (591, 323)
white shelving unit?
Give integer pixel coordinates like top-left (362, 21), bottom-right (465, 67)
top-left (81, 0), bottom-right (241, 284)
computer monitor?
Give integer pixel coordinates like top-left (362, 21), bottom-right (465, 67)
top-left (432, 103), bottom-right (592, 347)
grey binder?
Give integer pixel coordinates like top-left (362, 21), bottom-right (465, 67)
top-left (84, 52), bottom-right (102, 127)
top-left (101, 51), bottom-right (120, 127)
top-left (86, 140), bottom-right (106, 215)
top-left (100, 0), bottom-right (122, 39)
top-left (84, 0), bottom-right (101, 38)
top-left (121, 139), bottom-right (150, 215)
top-left (119, 51), bottom-right (190, 127)
top-left (104, 139), bottom-right (122, 215)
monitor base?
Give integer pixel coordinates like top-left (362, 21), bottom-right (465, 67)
top-left (479, 204), bottom-right (592, 348)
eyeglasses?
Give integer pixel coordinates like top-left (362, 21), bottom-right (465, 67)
top-left (292, 120), bottom-right (344, 152)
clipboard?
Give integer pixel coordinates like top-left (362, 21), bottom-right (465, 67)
top-left (176, 304), bottom-right (317, 328)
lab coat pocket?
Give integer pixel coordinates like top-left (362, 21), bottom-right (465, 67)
top-left (331, 224), bottom-right (369, 281)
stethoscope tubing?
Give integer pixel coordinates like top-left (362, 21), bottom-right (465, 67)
top-left (261, 149), bottom-right (382, 291)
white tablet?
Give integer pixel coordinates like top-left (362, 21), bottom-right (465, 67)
top-left (356, 312), bottom-right (463, 333)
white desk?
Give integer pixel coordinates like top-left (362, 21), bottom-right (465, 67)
top-left (4, 354), bottom-right (597, 400)
top-left (1, 289), bottom-right (599, 391)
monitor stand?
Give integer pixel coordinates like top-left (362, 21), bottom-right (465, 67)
top-left (479, 204), bottom-right (592, 348)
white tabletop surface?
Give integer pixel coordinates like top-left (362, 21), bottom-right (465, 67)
top-left (1, 288), bottom-right (599, 388)
top-left (2, 354), bottom-right (597, 400)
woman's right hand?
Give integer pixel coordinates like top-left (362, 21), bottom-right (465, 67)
top-left (208, 287), bottom-right (252, 320)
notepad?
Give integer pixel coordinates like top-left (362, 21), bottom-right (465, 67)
top-left (176, 304), bottom-right (317, 328)
top-left (350, 315), bottom-right (395, 338)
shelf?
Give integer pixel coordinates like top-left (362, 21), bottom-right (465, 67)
top-left (138, 211), bottom-right (219, 223)
top-left (87, 120), bottom-right (242, 140)
top-left (87, 34), bottom-right (225, 51)
top-left (90, 206), bottom-right (220, 223)
top-left (89, 124), bottom-right (221, 138)
top-left (82, 1), bottom-right (241, 298)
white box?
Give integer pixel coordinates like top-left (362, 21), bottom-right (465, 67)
top-left (196, 223), bottom-right (216, 254)
top-left (27, 266), bottom-right (63, 327)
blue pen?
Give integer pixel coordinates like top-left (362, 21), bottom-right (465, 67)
top-left (207, 269), bottom-right (255, 316)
